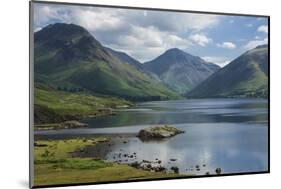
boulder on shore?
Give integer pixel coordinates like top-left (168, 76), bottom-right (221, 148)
top-left (137, 125), bottom-right (184, 140)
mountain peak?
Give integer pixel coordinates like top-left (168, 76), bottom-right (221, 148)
top-left (161, 48), bottom-right (203, 62)
top-left (164, 48), bottom-right (188, 56)
top-left (34, 22), bottom-right (103, 51)
top-left (144, 48), bottom-right (220, 94)
top-left (34, 24), bottom-right (179, 101)
top-left (34, 23), bottom-right (94, 44)
top-left (166, 48), bottom-right (182, 53)
top-left (43, 23), bottom-right (88, 31)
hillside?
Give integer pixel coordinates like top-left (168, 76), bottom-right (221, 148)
top-left (34, 83), bottom-right (132, 124)
top-left (187, 45), bottom-right (268, 98)
top-left (105, 47), bottom-right (144, 71)
top-left (34, 23), bottom-right (179, 101)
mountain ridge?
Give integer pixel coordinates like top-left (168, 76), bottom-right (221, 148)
top-left (187, 45), bottom-right (268, 98)
top-left (105, 47), bottom-right (144, 70)
top-left (144, 48), bottom-right (220, 94)
top-left (34, 23), bottom-right (179, 101)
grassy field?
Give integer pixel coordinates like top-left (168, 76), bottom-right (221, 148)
top-left (34, 84), bottom-right (132, 124)
top-left (33, 138), bottom-right (182, 187)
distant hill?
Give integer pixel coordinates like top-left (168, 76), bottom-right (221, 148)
top-left (34, 23), bottom-right (179, 101)
top-left (187, 45), bottom-right (268, 98)
top-left (144, 48), bottom-right (220, 94)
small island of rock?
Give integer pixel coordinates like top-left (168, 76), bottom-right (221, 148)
top-left (137, 125), bottom-right (185, 140)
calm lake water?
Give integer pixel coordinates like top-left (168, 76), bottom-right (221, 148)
top-left (35, 98), bottom-right (269, 175)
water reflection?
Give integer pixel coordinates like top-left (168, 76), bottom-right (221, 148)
top-left (81, 98), bottom-right (268, 128)
top-left (35, 98), bottom-right (268, 175)
top-left (105, 123), bottom-right (268, 175)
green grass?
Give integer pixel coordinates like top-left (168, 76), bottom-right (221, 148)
top-left (34, 163), bottom-right (181, 186)
top-left (33, 138), bottom-right (182, 187)
top-left (52, 158), bottom-right (112, 170)
top-left (34, 138), bottom-right (114, 175)
top-left (34, 138), bottom-right (110, 160)
top-left (34, 86), bottom-right (132, 124)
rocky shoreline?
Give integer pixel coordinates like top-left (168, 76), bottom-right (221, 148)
top-left (35, 124), bottom-right (222, 175)
top-left (70, 134), bottom-right (222, 175)
top-left (34, 120), bottom-right (88, 130)
top-left (34, 107), bottom-right (121, 130)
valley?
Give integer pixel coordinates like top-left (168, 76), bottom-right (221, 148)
top-left (32, 23), bottom-right (269, 187)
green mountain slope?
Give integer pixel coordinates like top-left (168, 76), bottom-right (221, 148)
top-left (34, 23), bottom-right (179, 101)
top-left (187, 45), bottom-right (268, 98)
top-left (105, 47), bottom-right (144, 70)
top-left (34, 83), bottom-right (132, 124)
top-left (105, 47), bottom-right (163, 82)
top-left (144, 48), bottom-right (220, 94)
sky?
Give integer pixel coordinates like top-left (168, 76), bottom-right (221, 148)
top-left (33, 2), bottom-right (268, 67)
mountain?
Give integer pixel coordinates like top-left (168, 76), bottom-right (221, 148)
top-left (105, 47), bottom-right (163, 82)
top-left (187, 45), bottom-right (268, 98)
top-left (105, 47), bottom-right (144, 70)
top-left (144, 48), bottom-right (220, 94)
top-left (34, 23), bottom-right (179, 101)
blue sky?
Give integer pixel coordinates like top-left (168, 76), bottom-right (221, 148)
top-left (33, 2), bottom-right (268, 67)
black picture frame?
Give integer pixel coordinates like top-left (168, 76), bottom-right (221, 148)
top-left (29, 1), bottom-right (270, 188)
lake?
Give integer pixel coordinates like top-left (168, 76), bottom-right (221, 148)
top-left (35, 98), bottom-right (269, 175)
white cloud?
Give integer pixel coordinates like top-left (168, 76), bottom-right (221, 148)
top-left (34, 3), bottom-right (220, 34)
top-left (33, 3), bottom-right (221, 61)
top-left (33, 4), bottom-right (73, 28)
top-left (185, 14), bottom-right (219, 30)
top-left (189, 33), bottom-right (212, 47)
top-left (257, 25), bottom-right (268, 33)
top-left (216, 42), bottom-right (236, 49)
top-left (74, 9), bottom-right (125, 32)
top-left (244, 37), bottom-right (268, 50)
top-left (202, 56), bottom-right (231, 67)
top-left (127, 11), bottom-right (220, 32)
top-left (113, 26), bottom-right (163, 48)
top-left (109, 27), bottom-right (191, 61)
